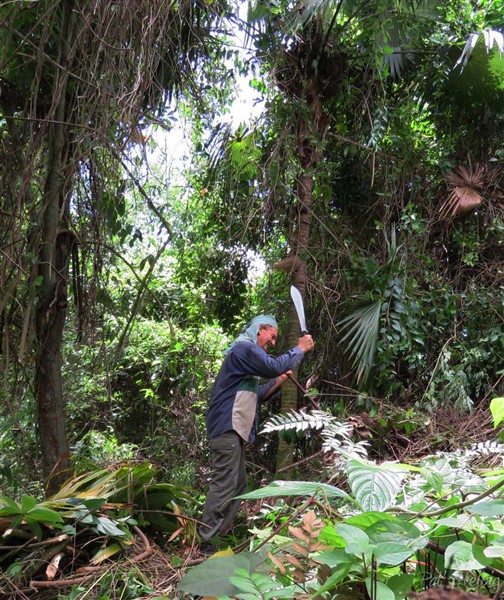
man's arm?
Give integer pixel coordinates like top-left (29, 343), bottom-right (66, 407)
top-left (242, 335), bottom-right (314, 379)
top-left (259, 371), bottom-right (292, 402)
top-left (235, 335), bottom-right (314, 379)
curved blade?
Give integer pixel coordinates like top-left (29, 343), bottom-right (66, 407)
top-left (290, 285), bottom-right (308, 334)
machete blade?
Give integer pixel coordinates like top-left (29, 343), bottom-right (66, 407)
top-left (290, 285), bottom-right (308, 334)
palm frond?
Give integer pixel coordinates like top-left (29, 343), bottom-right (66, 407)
top-left (440, 187), bottom-right (482, 218)
top-left (441, 163), bottom-right (503, 218)
top-left (338, 296), bottom-right (382, 383)
top-left (456, 29), bottom-right (504, 70)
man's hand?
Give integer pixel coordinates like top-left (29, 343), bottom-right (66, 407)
top-left (279, 369), bottom-right (293, 383)
top-left (297, 334), bottom-right (314, 353)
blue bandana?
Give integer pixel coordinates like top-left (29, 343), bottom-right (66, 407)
top-left (224, 315), bottom-right (278, 355)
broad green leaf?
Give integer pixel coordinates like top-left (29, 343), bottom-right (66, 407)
top-left (95, 516), bottom-right (126, 537)
top-left (387, 573), bottom-right (415, 598)
top-left (444, 541), bottom-right (486, 571)
top-left (366, 518), bottom-right (426, 551)
top-left (434, 516), bottom-right (475, 529)
top-left (473, 544), bottom-right (497, 566)
top-left (0, 496), bottom-right (20, 513)
top-left (373, 542), bottom-right (416, 566)
top-left (76, 511), bottom-right (96, 524)
top-left (81, 498), bottom-right (107, 511)
top-left (347, 460), bottom-right (404, 511)
top-left (490, 397), bottom-right (504, 427)
top-left (345, 512), bottom-right (397, 530)
top-left (236, 480), bottom-right (351, 502)
top-left (229, 569), bottom-right (285, 597)
top-left (24, 516), bottom-right (43, 541)
top-left (336, 523), bottom-right (373, 555)
top-left (319, 524), bottom-right (346, 547)
top-left (21, 495), bottom-right (37, 513)
top-left (365, 577), bottom-right (395, 600)
top-left (483, 543), bottom-right (504, 559)
top-left (10, 515), bottom-right (22, 529)
top-left (314, 562), bottom-right (353, 594)
top-left (314, 548), bottom-right (356, 568)
top-left (26, 507), bottom-right (64, 524)
top-left (177, 553), bottom-right (264, 597)
top-left (468, 499), bottom-right (504, 516)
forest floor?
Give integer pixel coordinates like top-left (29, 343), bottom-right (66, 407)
top-left (7, 405), bottom-right (500, 600)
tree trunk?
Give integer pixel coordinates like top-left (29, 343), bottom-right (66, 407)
top-left (275, 75), bottom-right (325, 475)
top-left (35, 1), bottom-right (77, 496)
top-left (35, 232), bottom-right (74, 495)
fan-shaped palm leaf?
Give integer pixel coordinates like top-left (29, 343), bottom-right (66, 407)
top-left (456, 29), bottom-right (504, 70)
top-left (440, 163), bottom-right (503, 217)
top-left (440, 186), bottom-right (482, 218)
top-left (338, 295), bottom-right (382, 384)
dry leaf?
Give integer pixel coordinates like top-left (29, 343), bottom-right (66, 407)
top-left (46, 552), bottom-right (63, 580)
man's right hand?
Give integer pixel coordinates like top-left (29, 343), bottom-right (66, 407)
top-left (297, 334), bottom-right (314, 353)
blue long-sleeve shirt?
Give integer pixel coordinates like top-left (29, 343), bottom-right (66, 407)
top-left (206, 341), bottom-right (305, 442)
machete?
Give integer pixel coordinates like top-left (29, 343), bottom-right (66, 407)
top-left (290, 285), bottom-right (308, 334)
top-left (289, 286), bottom-right (319, 408)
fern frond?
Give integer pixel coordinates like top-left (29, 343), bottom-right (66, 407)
top-left (261, 409), bottom-right (369, 462)
top-left (260, 410), bottom-right (330, 435)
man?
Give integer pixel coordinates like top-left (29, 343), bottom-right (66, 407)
top-left (199, 314), bottom-right (315, 554)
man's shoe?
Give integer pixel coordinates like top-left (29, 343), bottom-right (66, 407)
top-left (199, 542), bottom-right (216, 556)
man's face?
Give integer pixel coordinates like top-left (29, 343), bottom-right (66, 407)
top-left (256, 325), bottom-right (278, 350)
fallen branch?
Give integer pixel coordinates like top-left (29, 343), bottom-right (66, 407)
top-left (30, 526), bottom-right (154, 589)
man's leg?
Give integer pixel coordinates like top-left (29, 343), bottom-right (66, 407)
top-left (199, 430), bottom-right (245, 546)
top-left (219, 437), bottom-right (247, 535)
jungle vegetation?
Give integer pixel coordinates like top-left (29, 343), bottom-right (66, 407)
top-left (0, 0), bottom-right (503, 597)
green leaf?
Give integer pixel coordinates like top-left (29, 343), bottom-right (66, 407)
top-left (483, 542), bottom-right (504, 559)
top-left (314, 549), bottom-right (355, 568)
top-left (91, 543), bottom-right (123, 564)
top-left (336, 523), bottom-right (373, 556)
top-left (473, 544), bottom-right (495, 566)
top-left (0, 495), bottom-right (20, 515)
top-left (26, 507), bottom-right (64, 524)
top-left (24, 516), bottom-right (43, 541)
top-left (373, 542), bottom-right (416, 566)
top-left (21, 495), bottom-right (37, 513)
top-left (365, 517), bottom-right (426, 551)
top-left (345, 512), bottom-right (397, 530)
top-left (347, 460), bottom-right (404, 511)
top-left (177, 553), bottom-right (264, 597)
top-left (314, 561), bottom-right (353, 594)
top-left (236, 480), bottom-right (351, 502)
top-left (490, 397), bottom-right (504, 427)
top-left (81, 498), bottom-right (107, 511)
top-left (468, 499), bottom-right (504, 516)
top-left (365, 577), bottom-right (395, 600)
top-left (95, 516), bottom-right (126, 537)
top-left (434, 516), bottom-right (475, 529)
top-left (387, 573), bottom-right (415, 598)
top-left (338, 297), bottom-right (382, 384)
top-left (445, 541), bottom-right (486, 571)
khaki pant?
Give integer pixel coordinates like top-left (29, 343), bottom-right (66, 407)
top-left (199, 430), bottom-right (247, 545)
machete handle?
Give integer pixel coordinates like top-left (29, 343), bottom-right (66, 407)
top-left (286, 373), bottom-right (320, 410)
top-left (287, 372), bottom-right (306, 393)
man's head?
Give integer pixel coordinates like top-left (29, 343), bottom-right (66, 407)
top-left (245, 315), bottom-right (277, 349)
top-left (224, 314), bottom-right (279, 355)
top-left (256, 324), bottom-right (278, 350)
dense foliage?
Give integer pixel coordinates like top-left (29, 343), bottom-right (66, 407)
top-left (0, 0), bottom-right (503, 597)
